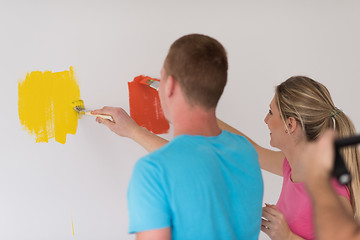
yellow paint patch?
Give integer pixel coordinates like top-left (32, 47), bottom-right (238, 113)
top-left (18, 67), bottom-right (80, 144)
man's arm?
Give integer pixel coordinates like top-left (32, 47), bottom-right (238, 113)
top-left (303, 131), bottom-right (360, 240)
top-left (136, 228), bottom-right (171, 240)
top-left (92, 107), bottom-right (168, 152)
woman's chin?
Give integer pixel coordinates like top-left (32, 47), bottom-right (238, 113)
top-left (269, 139), bottom-right (276, 148)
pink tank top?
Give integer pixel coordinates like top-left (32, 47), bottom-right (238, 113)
top-left (276, 158), bottom-right (350, 240)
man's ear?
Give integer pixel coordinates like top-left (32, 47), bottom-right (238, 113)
top-left (165, 75), bottom-right (176, 98)
top-left (286, 117), bottom-right (298, 133)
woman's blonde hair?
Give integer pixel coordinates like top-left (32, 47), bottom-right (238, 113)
top-left (275, 76), bottom-right (360, 221)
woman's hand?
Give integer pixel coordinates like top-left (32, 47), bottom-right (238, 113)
top-left (261, 204), bottom-right (296, 240)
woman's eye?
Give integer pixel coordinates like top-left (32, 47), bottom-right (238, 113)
top-left (269, 109), bottom-right (272, 115)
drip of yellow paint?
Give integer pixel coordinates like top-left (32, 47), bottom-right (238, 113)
top-left (71, 207), bottom-right (75, 238)
top-left (71, 215), bottom-right (75, 236)
top-left (18, 67), bottom-right (80, 144)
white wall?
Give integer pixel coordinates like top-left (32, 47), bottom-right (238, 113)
top-left (1, 1), bottom-right (359, 239)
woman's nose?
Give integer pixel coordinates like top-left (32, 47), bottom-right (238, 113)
top-left (264, 113), bottom-right (269, 124)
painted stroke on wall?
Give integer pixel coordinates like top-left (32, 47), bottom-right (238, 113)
top-left (128, 75), bottom-right (169, 134)
top-left (18, 67), bottom-right (80, 144)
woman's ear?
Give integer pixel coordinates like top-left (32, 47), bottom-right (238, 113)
top-left (286, 117), bottom-right (298, 133)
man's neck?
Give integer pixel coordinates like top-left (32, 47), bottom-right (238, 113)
top-left (171, 105), bottom-right (222, 137)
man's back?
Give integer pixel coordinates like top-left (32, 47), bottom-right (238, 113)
top-left (128, 130), bottom-right (264, 240)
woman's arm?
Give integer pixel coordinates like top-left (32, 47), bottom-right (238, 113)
top-left (217, 118), bottom-right (284, 176)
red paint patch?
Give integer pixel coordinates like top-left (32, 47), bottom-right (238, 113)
top-left (128, 75), bottom-right (169, 134)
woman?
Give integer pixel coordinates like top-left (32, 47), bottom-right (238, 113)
top-left (93, 76), bottom-right (360, 240)
top-left (218, 76), bottom-right (360, 239)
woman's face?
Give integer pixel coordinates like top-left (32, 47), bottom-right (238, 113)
top-left (264, 95), bottom-right (287, 149)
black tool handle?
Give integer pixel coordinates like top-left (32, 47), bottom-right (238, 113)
top-left (333, 135), bottom-right (360, 185)
top-left (335, 135), bottom-right (360, 148)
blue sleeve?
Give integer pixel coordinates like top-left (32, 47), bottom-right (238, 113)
top-left (127, 157), bottom-right (171, 233)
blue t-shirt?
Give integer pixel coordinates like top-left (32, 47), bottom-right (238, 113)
top-left (127, 130), bottom-right (263, 240)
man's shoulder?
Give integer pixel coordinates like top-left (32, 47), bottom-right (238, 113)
top-left (135, 138), bottom-right (187, 166)
top-left (220, 130), bottom-right (256, 151)
top-left (220, 130), bottom-right (249, 141)
top-left (136, 131), bottom-right (257, 168)
top-left (147, 131), bottom-right (254, 158)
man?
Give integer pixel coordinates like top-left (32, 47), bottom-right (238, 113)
top-left (300, 130), bottom-right (360, 240)
top-left (93, 34), bottom-right (263, 240)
